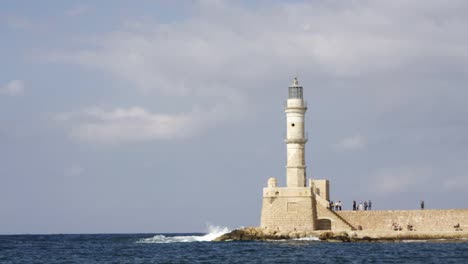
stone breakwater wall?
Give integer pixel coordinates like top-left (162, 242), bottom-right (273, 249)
top-left (336, 209), bottom-right (468, 232)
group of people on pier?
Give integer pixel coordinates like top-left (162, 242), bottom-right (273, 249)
top-left (328, 200), bottom-right (373, 211)
top-left (329, 200), bottom-right (428, 211)
top-left (329, 200), bottom-right (342, 211)
top-left (352, 200), bottom-right (372, 211)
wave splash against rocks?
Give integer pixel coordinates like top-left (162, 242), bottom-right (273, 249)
top-left (138, 225), bottom-right (230, 243)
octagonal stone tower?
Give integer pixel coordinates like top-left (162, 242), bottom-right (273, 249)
top-left (285, 77), bottom-right (307, 187)
top-left (260, 78), bottom-right (317, 232)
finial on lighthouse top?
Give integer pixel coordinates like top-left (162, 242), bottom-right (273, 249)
top-left (292, 77), bottom-right (299, 86)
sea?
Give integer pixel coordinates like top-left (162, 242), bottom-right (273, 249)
top-left (1, 226), bottom-right (468, 263)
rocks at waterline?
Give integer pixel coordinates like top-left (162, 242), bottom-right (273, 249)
top-left (215, 228), bottom-right (468, 242)
top-left (317, 231), bottom-right (372, 242)
top-left (213, 227), bottom-right (374, 242)
top-left (213, 227), bottom-right (314, 241)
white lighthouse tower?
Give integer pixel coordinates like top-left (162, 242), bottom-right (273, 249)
top-left (285, 77), bottom-right (307, 187)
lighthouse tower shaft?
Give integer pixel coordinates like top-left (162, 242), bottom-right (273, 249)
top-left (285, 78), bottom-right (307, 187)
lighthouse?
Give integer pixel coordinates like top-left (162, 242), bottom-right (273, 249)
top-left (285, 77), bottom-right (307, 187)
top-left (260, 77), bottom-right (318, 232)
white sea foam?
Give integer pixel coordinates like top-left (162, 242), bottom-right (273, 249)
top-left (401, 240), bottom-right (428, 243)
top-left (293, 236), bottom-right (320, 241)
top-left (137, 225), bottom-right (230, 243)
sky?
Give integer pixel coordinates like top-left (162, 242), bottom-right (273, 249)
top-left (1, 0), bottom-right (468, 234)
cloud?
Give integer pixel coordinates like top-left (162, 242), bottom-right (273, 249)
top-left (42, 0), bottom-right (468, 108)
top-left (56, 105), bottom-right (228, 144)
top-left (370, 166), bottom-right (432, 194)
top-left (42, 0), bottom-right (468, 146)
top-left (334, 135), bottom-right (366, 151)
top-left (1, 80), bottom-right (25, 96)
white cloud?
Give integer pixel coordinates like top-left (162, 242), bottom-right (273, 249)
top-left (1, 80), bottom-right (25, 96)
top-left (42, 0), bottom-right (468, 107)
top-left (334, 135), bottom-right (366, 151)
top-left (43, 0), bottom-right (468, 146)
top-left (370, 166), bottom-right (432, 194)
top-left (56, 105), bottom-right (228, 144)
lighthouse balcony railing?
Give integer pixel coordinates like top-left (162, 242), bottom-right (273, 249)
top-left (284, 132), bottom-right (308, 143)
top-left (284, 100), bottom-right (307, 109)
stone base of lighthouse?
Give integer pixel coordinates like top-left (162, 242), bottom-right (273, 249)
top-left (260, 186), bottom-right (317, 232)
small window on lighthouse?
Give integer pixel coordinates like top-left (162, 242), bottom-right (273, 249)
top-left (291, 123), bottom-right (295, 127)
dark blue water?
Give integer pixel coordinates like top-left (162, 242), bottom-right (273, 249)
top-left (1, 233), bottom-right (468, 263)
